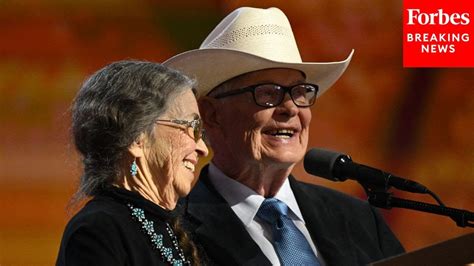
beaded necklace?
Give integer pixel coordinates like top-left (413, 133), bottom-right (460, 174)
top-left (127, 203), bottom-right (190, 266)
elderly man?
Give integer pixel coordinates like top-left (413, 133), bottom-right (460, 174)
top-left (165, 7), bottom-right (404, 266)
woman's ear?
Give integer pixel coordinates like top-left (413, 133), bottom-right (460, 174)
top-left (128, 132), bottom-right (146, 158)
top-left (198, 96), bottom-right (220, 128)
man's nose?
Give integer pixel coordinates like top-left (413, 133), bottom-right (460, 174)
top-left (275, 93), bottom-right (299, 117)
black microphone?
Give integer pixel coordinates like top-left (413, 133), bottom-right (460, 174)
top-left (304, 148), bottom-right (428, 193)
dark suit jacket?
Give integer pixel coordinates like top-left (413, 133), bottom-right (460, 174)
top-left (184, 165), bottom-right (404, 266)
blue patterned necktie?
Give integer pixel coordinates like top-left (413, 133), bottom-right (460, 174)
top-left (257, 198), bottom-right (321, 266)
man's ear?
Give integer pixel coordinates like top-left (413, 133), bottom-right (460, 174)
top-left (198, 96), bottom-right (220, 128)
top-left (128, 132), bottom-right (146, 158)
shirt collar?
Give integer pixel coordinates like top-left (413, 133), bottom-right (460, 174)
top-left (208, 163), bottom-right (305, 226)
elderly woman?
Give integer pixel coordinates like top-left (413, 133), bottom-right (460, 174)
top-left (56, 60), bottom-right (208, 265)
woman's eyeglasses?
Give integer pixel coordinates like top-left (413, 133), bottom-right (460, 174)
top-left (155, 117), bottom-right (203, 142)
top-left (212, 83), bottom-right (319, 108)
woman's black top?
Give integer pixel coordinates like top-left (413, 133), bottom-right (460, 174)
top-left (56, 187), bottom-right (189, 266)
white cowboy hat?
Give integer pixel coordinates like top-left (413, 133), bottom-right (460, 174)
top-left (164, 6), bottom-right (353, 97)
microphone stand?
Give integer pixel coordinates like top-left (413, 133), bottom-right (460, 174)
top-left (360, 183), bottom-right (474, 228)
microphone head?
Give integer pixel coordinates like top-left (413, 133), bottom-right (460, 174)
top-left (304, 148), bottom-right (348, 181)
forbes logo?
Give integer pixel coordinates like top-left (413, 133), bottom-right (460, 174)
top-left (407, 9), bottom-right (470, 25)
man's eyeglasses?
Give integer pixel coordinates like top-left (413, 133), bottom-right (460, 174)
top-left (155, 117), bottom-right (203, 142)
top-left (212, 83), bottom-right (319, 108)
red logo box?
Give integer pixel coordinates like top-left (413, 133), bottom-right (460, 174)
top-left (403, 0), bottom-right (473, 67)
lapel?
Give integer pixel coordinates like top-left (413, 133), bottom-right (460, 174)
top-left (289, 176), bottom-right (358, 265)
top-left (185, 166), bottom-right (271, 266)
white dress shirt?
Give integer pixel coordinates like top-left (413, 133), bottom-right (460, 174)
top-left (208, 163), bottom-right (325, 266)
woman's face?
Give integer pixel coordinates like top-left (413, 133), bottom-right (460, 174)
top-left (144, 89), bottom-right (208, 202)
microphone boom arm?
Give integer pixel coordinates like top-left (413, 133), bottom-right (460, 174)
top-left (365, 189), bottom-right (474, 228)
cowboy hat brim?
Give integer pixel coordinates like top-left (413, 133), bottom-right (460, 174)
top-left (164, 48), bottom-right (354, 97)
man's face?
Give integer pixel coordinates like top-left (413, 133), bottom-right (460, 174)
top-left (203, 68), bottom-right (312, 171)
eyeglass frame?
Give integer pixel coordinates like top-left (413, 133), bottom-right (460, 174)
top-left (212, 83), bottom-right (319, 108)
top-left (155, 116), bottom-right (203, 142)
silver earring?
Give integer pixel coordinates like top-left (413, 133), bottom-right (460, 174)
top-left (130, 158), bottom-right (138, 176)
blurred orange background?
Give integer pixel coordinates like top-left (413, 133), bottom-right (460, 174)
top-left (0, 1), bottom-right (472, 265)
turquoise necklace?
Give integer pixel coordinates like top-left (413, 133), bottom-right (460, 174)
top-left (127, 203), bottom-right (190, 266)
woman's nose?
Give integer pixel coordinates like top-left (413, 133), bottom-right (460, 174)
top-left (196, 138), bottom-right (209, 157)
